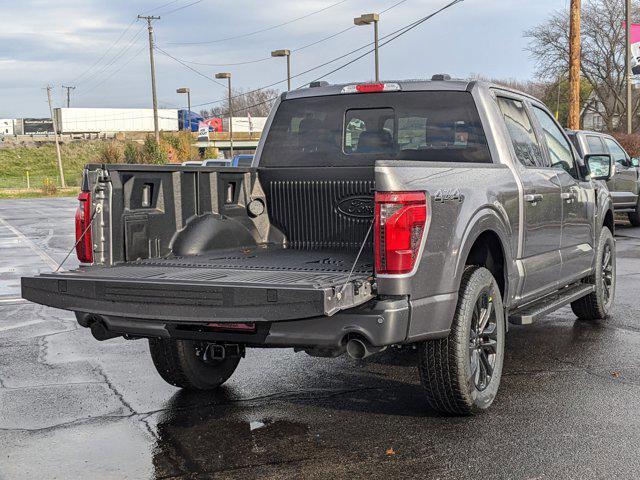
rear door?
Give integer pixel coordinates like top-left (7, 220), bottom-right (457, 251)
top-left (531, 106), bottom-right (594, 284)
top-left (603, 136), bottom-right (639, 208)
top-left (496, 96), bottom-right (562, 298)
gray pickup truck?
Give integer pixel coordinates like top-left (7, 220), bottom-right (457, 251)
top-left (567, 130), bottom-right (640, 225)
top-left (22, 78), bottom-right (617, 415)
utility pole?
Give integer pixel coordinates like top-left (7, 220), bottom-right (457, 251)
top-left (138, 15), bottom-right (161, 143)
top-left (61, 85), bottom-right (75, 108)
top-left (567, 0), bottom-right (581, 130)
top-left (46, 86), bottom-right (66, 188)
top-left (626, 0), bottom-right (633, 134)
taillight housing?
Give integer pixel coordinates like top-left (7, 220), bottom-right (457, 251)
top-left (374, 191), bottom-right (427, 275)
top-left (75, 191), bottom-right (93, 263)
top-left (341, 82), bottom-right (401, 94)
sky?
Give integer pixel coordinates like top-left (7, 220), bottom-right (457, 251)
top-left (0, 0), bottom-right (564, 118)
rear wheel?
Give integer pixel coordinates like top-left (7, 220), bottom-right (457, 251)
top-left (571, 226), bottom-right (616, 321)
top-left (418, 266), bottom-right (505, 415)
top-left (149, 339), bottom-right (241, 390)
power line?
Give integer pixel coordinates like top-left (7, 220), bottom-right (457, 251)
top-left (76, 26), bottom-right (146, 89)
top-left (201, 0), bottom-right (464, 115)
top-left (75, 44), bottom-right (147, 100)
top-left (168, 0), bottom-right (350, 45)
top-left (70, 18), bottom-right (138, 84)
top-left (156, 0), bottom-right (410, 69)
top-left (154, 46), bottom-right (228, 88)
top-left (162, 0), bottom-right (205, 15)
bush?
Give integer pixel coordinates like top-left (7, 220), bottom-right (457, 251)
top-left (140, 136), bottom-right (167, 164)
top-left (41, 177), bottom-right (58, 196)
top-left (99, 142), bottom-right (123, 163)
top-left (123, 142), bottom-right (140, 164)
top-left (161, 132), bottom-right (196, 163)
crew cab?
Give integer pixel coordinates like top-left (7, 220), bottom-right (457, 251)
top-left (567, 130), bottom-right (640, 225)
top-left (22, 78), bottom-right (617, 415)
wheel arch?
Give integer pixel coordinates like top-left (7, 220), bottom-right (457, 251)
top-left (455, 208), bottom-right (515, 306)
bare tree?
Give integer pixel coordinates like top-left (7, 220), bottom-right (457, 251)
top-left (199, 87), bottom-right (278, 118)
top-left (525, 0), bottom-right (640, 131)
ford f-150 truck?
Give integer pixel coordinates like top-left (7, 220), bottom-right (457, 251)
top-left (22, 78), bottom-right (617, 415)
top-left (567, 130), bottom-right (640, 225)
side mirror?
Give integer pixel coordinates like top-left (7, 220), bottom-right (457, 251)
top-left (585, 154), bottom-right (614, 181)
top-left (632, 158), bottom-right (639, 167)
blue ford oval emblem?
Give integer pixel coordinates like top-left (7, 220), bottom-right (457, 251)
top-left (337, 196), bottom-right (374, 218)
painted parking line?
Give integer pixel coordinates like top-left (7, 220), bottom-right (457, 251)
top-left (0, 297), bottom-right (28, 305)
top-left (0, 319), bottom-right (45, 332)
top-left (0, 216), bottom-right (59, 271)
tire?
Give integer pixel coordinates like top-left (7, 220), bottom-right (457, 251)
top-left (418, 266), bottom-right (506, 415)
top-left (571, 226), bottom-right (616, 321)
top-left (149, 339), bottom-right (241, 390)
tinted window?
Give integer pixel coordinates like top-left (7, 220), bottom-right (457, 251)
top-left (586, 135), bottom-right (607, 154)
top-left (496, 97), bottom-right (544, 167)
top-left (532, 106), bottom-right (577, 178)
top-left (260, 91), bottom-right (492, 167)
top-left (603, 137), bottom-right (628, 164)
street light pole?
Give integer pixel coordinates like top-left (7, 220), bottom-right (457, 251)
top-left (176, 88), bottom-right (191, 131)
top-left (354, 13), bottom-right (380, 82)
top-left (271, 50), bottom-right (291, 91)
top-left (215, 73), bottom-right (233, 158)
top-left (138, 15), bottom-right (161, 143)
top-left (626, 0), bottom-right (633, 134)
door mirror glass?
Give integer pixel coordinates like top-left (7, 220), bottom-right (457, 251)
top-left (585, 154), bottom-right (613, 181)
top-left (632, 158), bottom-right (640, 167)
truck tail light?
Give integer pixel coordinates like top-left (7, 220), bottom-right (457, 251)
top-left (75, 191), bottom-right (93, 263)
top-left (374, 191), bottom-right (427, 275)
top-left (341, 82), bottom-right (401, 94)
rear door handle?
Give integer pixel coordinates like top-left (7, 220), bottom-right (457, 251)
top-left (524, 194), bottom-right (543, 204)
top-left (561, 192), bottom-right (577, 203)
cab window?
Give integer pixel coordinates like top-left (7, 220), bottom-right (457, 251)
top-left (531, 106), bottom-right (578, 178)
top-left (586, 135), bottom-right (607, 154)
top-left (496, 97), bottom-right (544, 167)
top-left (603, 137), bottom-right (628, 166)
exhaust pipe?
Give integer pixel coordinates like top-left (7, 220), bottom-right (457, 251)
top-left (346, 337), bottom-right (385, 359)
top-left (89, 317), bottom-right (120, 341)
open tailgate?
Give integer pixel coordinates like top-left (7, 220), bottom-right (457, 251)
top-left (21, 250), bottom-right (375, 322)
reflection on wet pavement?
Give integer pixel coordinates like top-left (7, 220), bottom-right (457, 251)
top-left (1, 199), bottom-right (640, 479)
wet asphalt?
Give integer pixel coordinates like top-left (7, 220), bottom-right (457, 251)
top-left (1, 197), bottom-right (640, 480)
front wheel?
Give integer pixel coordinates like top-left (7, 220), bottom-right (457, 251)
top-left (149, 339), bottom-right (241, 390)
top-left (571, 226), bottom-right (616, 321)
top-left (418, 266), bottom-right (506, 415)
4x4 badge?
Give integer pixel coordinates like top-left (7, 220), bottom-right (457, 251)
top-left (433, 189), bottom-right (464, 204)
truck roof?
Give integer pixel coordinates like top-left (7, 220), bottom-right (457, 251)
top-left (283, 78), bottom-right (540, 103)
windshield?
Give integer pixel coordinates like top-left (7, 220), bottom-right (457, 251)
top-left (260, 91), bottom-right (492, 167)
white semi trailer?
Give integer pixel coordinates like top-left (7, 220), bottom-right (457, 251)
top-left (54, 108), bottom-right (179, 134)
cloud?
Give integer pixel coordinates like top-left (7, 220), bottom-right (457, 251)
top-left (0, 0), bottom-right (560, 117)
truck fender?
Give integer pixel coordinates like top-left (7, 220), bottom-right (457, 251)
top-left (453, 207), bottom-right (515, 304)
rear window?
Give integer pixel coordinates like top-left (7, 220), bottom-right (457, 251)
top-left (260, 91), bottom-right (492, 167)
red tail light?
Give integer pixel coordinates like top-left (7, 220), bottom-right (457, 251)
top-left (374, 191), bottom-right (427, 275)
top-left (75, 192), bottom-right (93, 263)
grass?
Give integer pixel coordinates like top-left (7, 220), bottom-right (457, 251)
top-left (0, 142), bottom-right (103, 191)
top-left (0, 188), bottom-right (78, 199)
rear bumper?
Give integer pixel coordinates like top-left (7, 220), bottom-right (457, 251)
top-left (75, 297), bottom-right (414, 349)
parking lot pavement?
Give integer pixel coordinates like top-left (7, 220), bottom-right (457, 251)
top-left (1, 197), bottom-right (640, 479)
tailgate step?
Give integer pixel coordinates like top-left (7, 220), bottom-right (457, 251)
top-left (21, 264), bottom-right (375, 322)
top-left (508, 284), bottom-right (595, 325)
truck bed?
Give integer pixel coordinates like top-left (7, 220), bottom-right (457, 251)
top-left (21, 246), bottom-right (375, 323)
